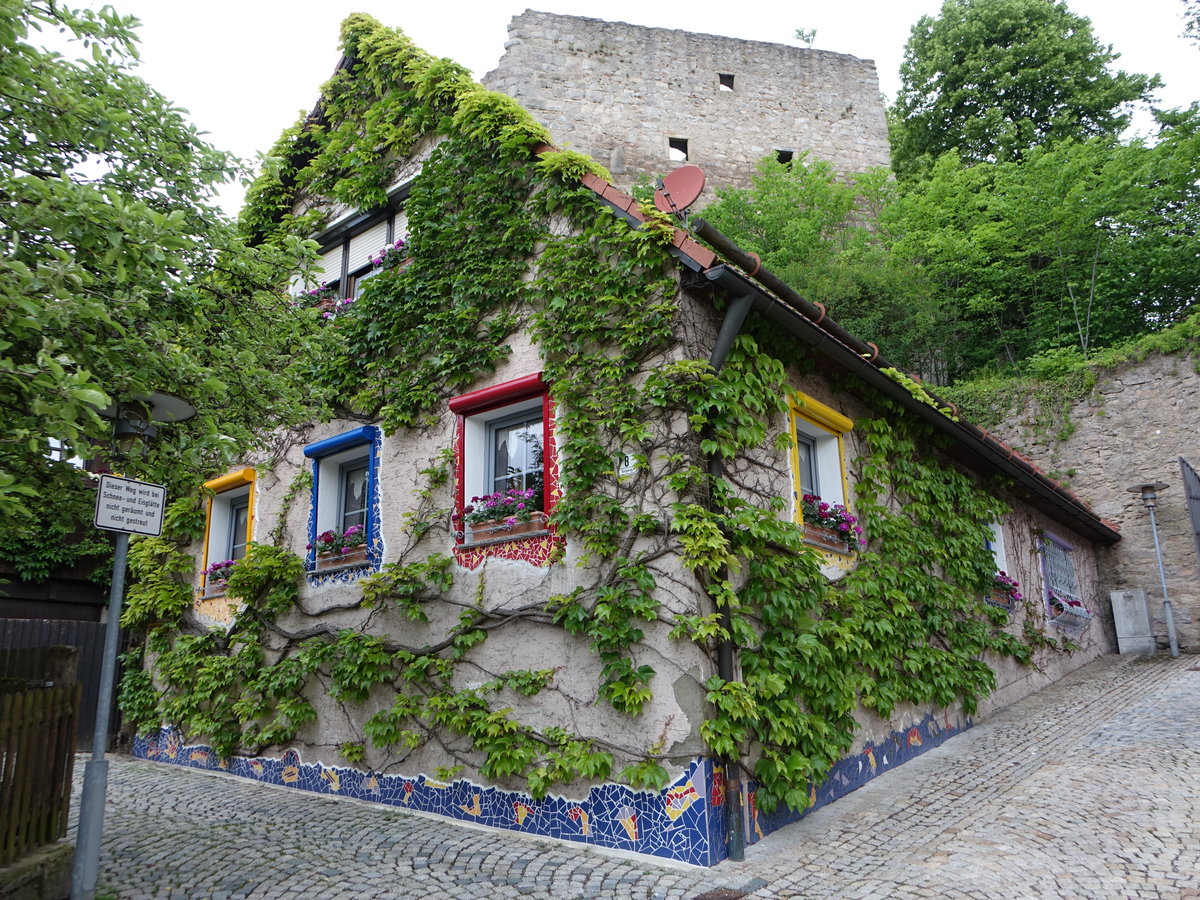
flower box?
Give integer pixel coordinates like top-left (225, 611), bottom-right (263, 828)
top-left (986, 590), bottom-right (1018, 612)
top-left (467, 516), bottom-right (546, 543)
top-left (803, 523), bottom-right (852, 553)
top-left (315, 546), bottom-right (369, 571)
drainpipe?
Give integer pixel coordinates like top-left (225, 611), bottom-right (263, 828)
top-left (703, 290), bottom-right (756, 862)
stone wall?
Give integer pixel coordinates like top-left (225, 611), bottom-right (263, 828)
top-left (985, 353), bottom-right (1200, 651)
top-left (483, 11), bottom-right (891, 199)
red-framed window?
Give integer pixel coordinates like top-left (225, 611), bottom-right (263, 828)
top-left (448, 373), bottom-right (557, 544)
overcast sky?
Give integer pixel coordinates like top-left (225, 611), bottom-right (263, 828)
top-left (66, 0), bottom-right (1200, 214)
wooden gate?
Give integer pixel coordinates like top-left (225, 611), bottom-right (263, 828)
top-left (0, 681), bottom-right (81, 865)
top-left (0, 619), bottom-right (111, 750)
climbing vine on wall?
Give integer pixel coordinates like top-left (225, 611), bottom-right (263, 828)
top-left (128, 13), bottom-right (1059, 813)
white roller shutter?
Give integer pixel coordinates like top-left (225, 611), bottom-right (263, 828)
top-left (318, 247), bottom-right (343, 285)
top-left (347, 219), bottom-right (389, 274)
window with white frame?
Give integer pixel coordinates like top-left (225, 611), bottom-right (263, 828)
top-left (789, 391), bottom-right (853, 517)
top-left (449, 374), bottom-right (553, 541)
top-left (201, 469), bottom-right (256, 590)
top-left (303, 426), bottom-right (380, 566)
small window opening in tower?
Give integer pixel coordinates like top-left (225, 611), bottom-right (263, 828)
top-left (668, 137), bottom-right (689, 162)
top-left (775, 149), bottom-right (795, 166)
top-left (718, 73), bottom-right (734, 91)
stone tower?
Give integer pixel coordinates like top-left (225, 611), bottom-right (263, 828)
top-left (483, 11), bottom-right (892, 200)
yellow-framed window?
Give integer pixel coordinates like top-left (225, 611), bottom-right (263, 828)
top-left (201, 468), bottom-right (256, 589)
top-left (787, 392), bottom-right (853, 525)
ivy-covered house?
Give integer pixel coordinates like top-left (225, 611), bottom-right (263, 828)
top-left (122, 15), bottom-right (1121, 867)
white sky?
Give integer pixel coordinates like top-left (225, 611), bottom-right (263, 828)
top-left (66, 0), bottom-right (1200, 214)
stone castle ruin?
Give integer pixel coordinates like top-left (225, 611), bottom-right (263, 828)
top-left (483, 11), bottom-right (892, 198)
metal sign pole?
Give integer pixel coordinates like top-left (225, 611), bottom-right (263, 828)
top-left (73, 473), bottom-right (168, 899)
top-left (71, 531), bottom-right (129, 900)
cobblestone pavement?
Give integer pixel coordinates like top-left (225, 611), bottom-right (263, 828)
top-left (78, 653), bottom-right (1200, 899)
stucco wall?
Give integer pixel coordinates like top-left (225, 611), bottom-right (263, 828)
top-left (985, 353), bottom-right (1200, 651)
top-left (483, 11), bottom-right (892, 198)
top-left (192, 331), bottom-right (714, 786)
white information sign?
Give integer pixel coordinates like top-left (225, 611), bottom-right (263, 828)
top-left (94, 474), bottom-right (167, 536)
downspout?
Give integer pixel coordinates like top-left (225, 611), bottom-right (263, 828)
top-left (703, 289), bottom-right (757, 862)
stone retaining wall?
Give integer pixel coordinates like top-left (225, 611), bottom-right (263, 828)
top-left (986, 353), bottom-right (1200, 650)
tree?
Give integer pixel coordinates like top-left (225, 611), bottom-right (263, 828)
top-left (0, 2), bottom-right (315, 552)
top-left (889, 0), bottom-right (1159, 179)
top-left (885, 109), bottom-right (1200, 376)
top-left (701, 155), bottom-right (957, 382)
top-left (703, 106), bottom-right (1200, 385)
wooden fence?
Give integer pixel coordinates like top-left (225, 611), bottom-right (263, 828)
top-left (1, 618), bottom-right (109, 750)
top-left (0, 680), bottom-right (81, 866)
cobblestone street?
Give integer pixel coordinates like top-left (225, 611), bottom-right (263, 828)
top-left (78, 653), bottom-right (1200, 899)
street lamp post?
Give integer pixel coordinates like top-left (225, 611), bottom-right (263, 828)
top-left (71, 392), bottom-right (194, 900)
top-left (1125, 481), bottom-right (1179, 659)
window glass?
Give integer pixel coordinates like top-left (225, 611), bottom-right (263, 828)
top-left (200, 469), bottom-right (256, 589)
top-left (1043, 535), bottom-right (1083, 606)
top-left (489, 412), bottom-right (544, 506)
top-left (985, 521), bottom-right (1008, 572)
top-left (352, 265), bottom-right (381, 299)
top-left (229, 498), bottom-right (250, 561)
top-left (795, 431), bottom-right (818, 498)
top-left (303, 425), bottom-right (380, 574)
top-left (449, 373), bottom-right (554, 546)
top-left (340, 462), bottom-right (369, 531)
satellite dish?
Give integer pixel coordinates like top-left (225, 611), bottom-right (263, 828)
top-left (654, 165), bottom-right (706, 218)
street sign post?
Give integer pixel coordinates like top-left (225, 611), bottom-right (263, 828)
top-left (75, 474), bottom-right (169, 899)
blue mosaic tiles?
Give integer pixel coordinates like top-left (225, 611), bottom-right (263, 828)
top-left (135, 712), bottom-right (969, 866)
top-left (135, 729), bottom-right (725, 867)
top-left (744, 711), bottom-right (971, 844)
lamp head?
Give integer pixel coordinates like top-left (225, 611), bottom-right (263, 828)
top-left (1126, 481), bottom-right (1169, 509)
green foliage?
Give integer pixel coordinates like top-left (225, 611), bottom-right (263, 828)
top-left (890, 0), bottom-right (1159, 178)
top-left (313, 139), bottom-right (542, 429)
top-left (122, 537), bottom-right (195, 628)
top-left (706, 104), bottom-right (1200, 384)
top-left (0, 0), bottom-right (318, 528)
top-left (0, 469), bottom-right (112, 581)
top-left (224, 543), bottom-right (305, 616)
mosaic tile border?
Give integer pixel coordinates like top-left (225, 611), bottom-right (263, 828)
top-left (134, 729), bottom-right (724, 867)
top-left (134, 712), bottom-right (969, 866)
top-left (745, 710), bottom-right (972, 843)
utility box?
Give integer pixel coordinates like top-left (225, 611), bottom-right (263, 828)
top-left (1110, 589), bottom-right (1155, 655)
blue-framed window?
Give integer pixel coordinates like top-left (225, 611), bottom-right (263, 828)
top-left (303, 426), bottom-right (381, 573)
